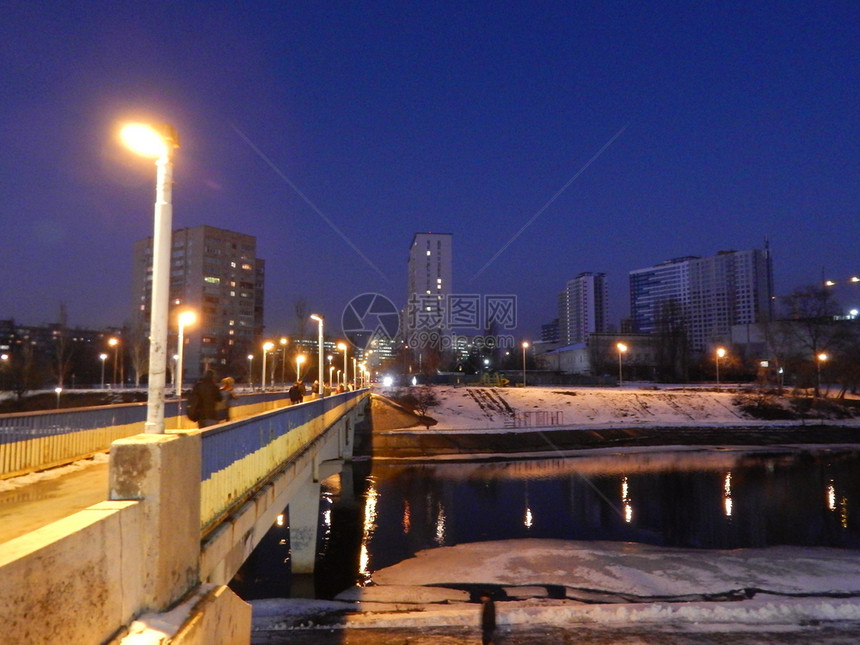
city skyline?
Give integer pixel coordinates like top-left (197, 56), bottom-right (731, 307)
top-left (1, 2), bottom-right (857, 338)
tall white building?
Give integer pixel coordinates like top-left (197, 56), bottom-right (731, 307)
top-left (629, 247), bottom-right (773, 352)
top-left (132, 225), bottom-right (265, 381)
top-left (558, 272), bottom-right (608, 345)
top-left (406, 233), bottom-right (453, 333)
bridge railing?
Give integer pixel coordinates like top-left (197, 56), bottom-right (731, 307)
top-left (198, 390), bottom-right (365, 532)
top-left (0, 391), bottom-right (293, 479)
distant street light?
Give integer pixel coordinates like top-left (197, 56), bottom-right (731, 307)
top-left (121, 121), bottom-right (179, 434)
top-left (55, 387), bottom-right (62, 409)
top-left (816, 352), bottom-right (829, 398)
top-left (262, 341), bottom-right (274, 391)
top-left (296, 354), bottom-right (306, 383)
top-left (175, 311), bottom-right (196, 403)
top-left (99, 353), bottom-right (108, 389)
top-left (280, 337), bottom-right (289, 388)
top-left (329, 365), bottom-right (335, 390)
top-left (352, 357), bottom-right (358, 389)
top-left (247, 354), bottom-right (254, 391)
top-left (337, 342), bottom-right (348, 389)
top-left (108, 337), bottom-right (119, 388)
top-left (616, 342), bottom-right (628, 386)
top-left (311, 315), bottom-right (325, 397)
top-left (715, 347), bottom-right (726, 387)
top-left (522, 341), bottom-right (529, 387)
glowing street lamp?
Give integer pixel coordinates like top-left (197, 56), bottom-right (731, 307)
top-left (279, 337), bottom-right (289, 388)
top-left (616, 342), bottom-right (628, 386)
top-left (99, 353), bottom-right (108, 389)
top-left (55, 387), bottom-right (63, 409)
top-left (121, 122), bottom-right (179, 434)
top-left (247, 354), bottom-right (254, 391)
top-left (521, 341), bottom-right (529, 386)
top-left (262, 341), bottom-right (274, 391)
top-left (311, 315), bottom-right (325, 397)
top-left (175, 310), bottom-right (196, 401)
top-left (108, 337), bottom-right (119, 388)
top-left (816, 352), bottom-right (829, 397)
top-left (337, 342), bottom-right (348, 389)
top-left (352, 357), bottom-right (358, 389)
top-left (329, 365), bottom-right (335, 390)
top-left (715, 347), bottom-right (726, 387)
top-left (296, 354), bottom-right (306, 383)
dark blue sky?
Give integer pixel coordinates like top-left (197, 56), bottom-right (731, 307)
top-left (1, 1), bottom-right (857, 338)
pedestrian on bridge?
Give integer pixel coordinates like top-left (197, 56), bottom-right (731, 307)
top-left (191, 370), bottom-right (221, 428)
top-left (216, 376), bottom-right (235, 422)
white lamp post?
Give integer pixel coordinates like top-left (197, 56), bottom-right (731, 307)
top-left (99, 353), bottom-right (108, 389)
top-left (55, 387), bottom-right (62, 409)
top-left (262, 341), bottom-right (274, 391)
top-left (247, 354), bottom-right (254, 391)
top-left (108, 337), bottom-right (119, 388)
top-left (616, 342), bottom-right (628, 386)
top-left (337, 342), bottom-right (348, 389)
top-left (352, 357), bottom-right (358, 389)
top-left (175, 310), bottom-right (196, 403)
top-left (311, 314), bottom-right (325, 397)
top-left (121, 122), bottom-right (179, 434)
top-left (280, 337), bottom-right (288, 388)
top-left (816, 352), bottom-right (828, 397)
top-left (329, 365), bottom-right (335, 390)
top-left (522, 341), bottom-right (529, 386)
top-left (715, 347), bottom-right (726, 387)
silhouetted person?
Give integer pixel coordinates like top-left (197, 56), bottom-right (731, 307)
top-left (191, 370), bottom-right (220, 428)
top-left (289, 381), bottom-right (304, 404)
top-left (217, 376), bottom-right (235, 422)
top-left (480, 591), bottom-right (496, 644)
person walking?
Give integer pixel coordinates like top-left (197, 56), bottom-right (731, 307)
top-left (289, 381), bottom-right (304, 405)
top-left (216, 376), bottom-right (235, 422)
top-left (190, 369), bottom-right (220, 428)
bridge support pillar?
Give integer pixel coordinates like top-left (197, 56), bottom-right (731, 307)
top-left (289, 476), bottom-right (320, 576)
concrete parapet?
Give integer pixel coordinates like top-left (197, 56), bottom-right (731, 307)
top-left (0, 501), bottom-right (143, 644)
top-left (109, 431), bottom-right (202, 612)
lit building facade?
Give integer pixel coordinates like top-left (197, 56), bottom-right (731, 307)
top-left (132, 225), bottom-right (265, 382)
top-left (406, 232), bottom-right (453, 335)
top-left (558, 272), bottom-right (608, 345)
top-left (629, 247), bottom-right (773, 352)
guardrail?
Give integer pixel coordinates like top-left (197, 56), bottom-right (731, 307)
top-left (0, 391), bottom-right (294, 479)
top-left (198, 389), bottom-right (366, 532)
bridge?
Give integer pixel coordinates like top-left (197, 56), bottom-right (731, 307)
top-left (0, 389), bottom-right (370, 644)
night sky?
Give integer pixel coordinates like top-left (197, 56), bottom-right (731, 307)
top-left (1, 1), bottom-right (857, 339)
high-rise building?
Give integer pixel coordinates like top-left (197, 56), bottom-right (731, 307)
top-left (629, 247), bottom-right (773, 352)
top-left (406, 232), bottom-right (453, 333)
top-left (132, 225), bottom-right (265, 381)
top-left (558, 272), bottom-right (608, 345)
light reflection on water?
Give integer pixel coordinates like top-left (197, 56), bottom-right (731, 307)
top-left (355, 448), bottom-right (860, 579)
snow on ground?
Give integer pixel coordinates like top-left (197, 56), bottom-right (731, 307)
top-left (376, 385), bottom-right (808, 430)
top-left (252, 540), bottom-right (860, 633)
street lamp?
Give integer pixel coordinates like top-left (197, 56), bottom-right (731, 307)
top-left (280, 337), bottom-right (289, 388)
top-left (175, 310), bottom-right (196, 400)
top-left (262, 341), bottom-right (274, 391)
top-left (55, 387), bottom-right (62, 409)
top-left (616, 342), bottom-right (628, 386)
top-left (337, 342), bottom-right (348, 389)
top-left (296, 354), bottom-right (306, 383)
top-left (336, 369), bottom-right (341, 387)
top-left (715, 347), bottom-right (726, 387)
top-left (247, 354), bottom-right (254, 391)
top-left (329, 365), bottom-right (335, 390)
top-left (816, 352), bottom-right (828, 397)
top-left (121, 121), bottom-right (179, 434)
top-left (99, 353), bottom-right (108, 389)
top-left (522, 341), bottom-right (529, 386)
top-left (108, 337), bottom-right (119, 388)
top-left (352, 357), bottom-right (358, 389)
top-left (311, 314), bottom-right (325, 397)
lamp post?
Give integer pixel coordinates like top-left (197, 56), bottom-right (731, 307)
top-left (816, 352), bottom-right (828, 398)
top-left (262, 341), bottom-right (274, 391)
top-left (327, 355), bottom-right (333, 388)
top-left (522, 341), bottom-right (529, 386)
top-left (176, 310), bottom-right (196, 403)
top-left (55, 387), bottom-right (62, 409)
top-left (715, 347), bottom-right (726, 387)
top-left (280, 337), bottom-right (288, 388)
top-left (352, 357), bottom-right (358, 389)
top-left (247, 354), bottom-right (254, 391)
top-left (121, 122), bottom-right (179, 434)
top-left (296, 354), bottom-right (306, 383)
top-left (107, 337), bottom-right (119, 388)
top-left (616, 342), bottom-right (628, 387)
top-left (311, 314), bottom-right (325, 397)
top-left (337, 342), bottom-right (348, 390)
top-left (99, 353), bottom-right (108, 389)
top-left (336, 369), bottom-right (341, 387)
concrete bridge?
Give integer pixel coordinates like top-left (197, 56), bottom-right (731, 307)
top-left (0, 389), bottom-right (369, 644)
